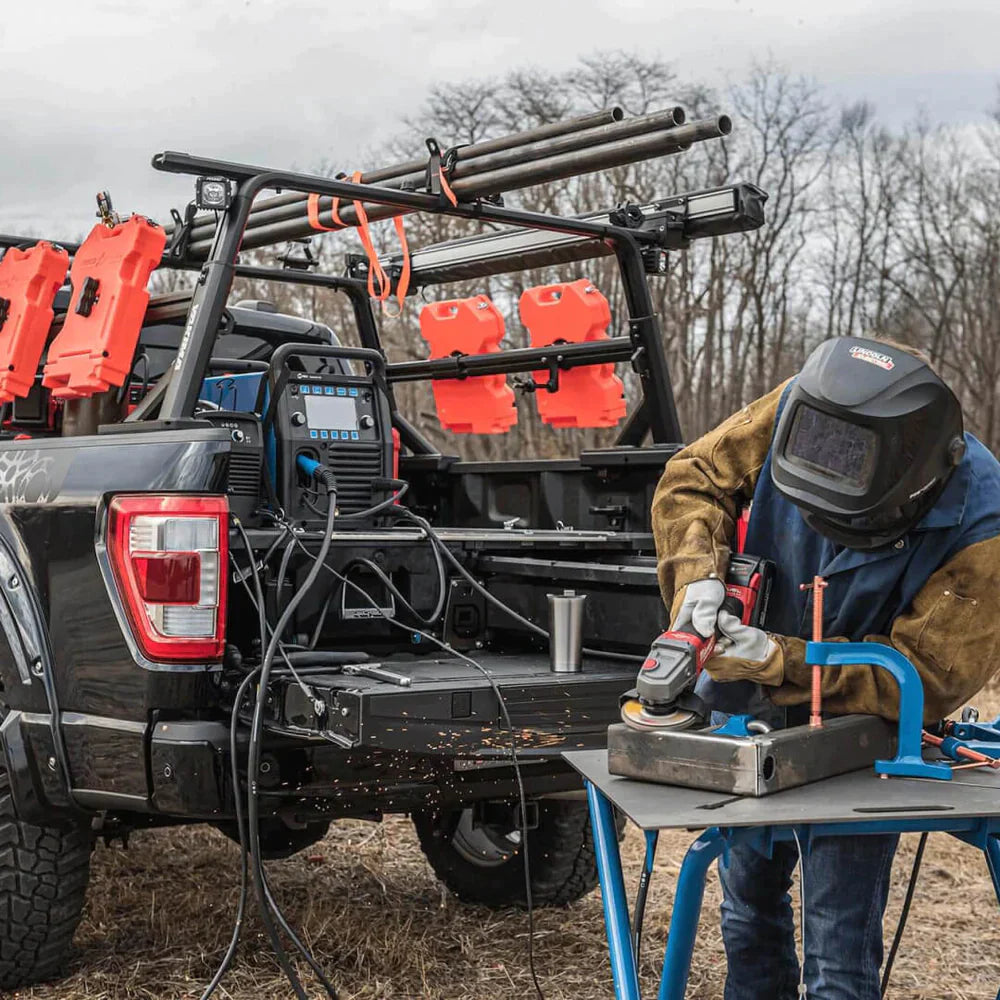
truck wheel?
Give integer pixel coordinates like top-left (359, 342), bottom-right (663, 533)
top-left (412, 799), bottom-right (624, 908)
top-left (0, 768), bottom-right (91, 990)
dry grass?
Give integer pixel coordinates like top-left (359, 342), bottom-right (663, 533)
top-left (14, 692), bottom-right (1000, 999)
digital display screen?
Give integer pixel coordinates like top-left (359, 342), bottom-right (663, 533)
top-left (303, 394), bottom-right (359, 430)
top-left (785, 404), bottom-right (877, 489)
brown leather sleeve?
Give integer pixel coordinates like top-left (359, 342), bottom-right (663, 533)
top-left (651, 380), bottom-right (790, 617)
top-left (770, 535), bottom-right (1000, 722)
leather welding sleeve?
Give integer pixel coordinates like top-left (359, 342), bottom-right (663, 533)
top-left (724, 536), bottom-right (1000, 723)
top-left (651, 379), bottom-right (790, 620)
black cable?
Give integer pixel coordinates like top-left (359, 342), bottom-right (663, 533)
top-left (349, 554), bottom-right (447, 628)
top-left (880, 832), bottom-right (928, 998)
top-left (632, 864), bottom-right (652, 965)
top-left (227, 535), bottom-right (342, 998)
top-left (199, 667), bottom-right (256, 1000)
top-left (394, 507), bottom-right (641, 664)
top-left (228, 519), bottom-right (340, 999)
top-left (287, 538), bottom-right (544, 1000)
top-left (246, 504), bottom-right (341, 1000)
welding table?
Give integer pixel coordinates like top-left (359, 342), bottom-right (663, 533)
top-left (566, 749), bottom-right (1000, 1000)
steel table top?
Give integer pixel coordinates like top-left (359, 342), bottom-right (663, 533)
top-left (565, 749), bottom-right (1000, 830)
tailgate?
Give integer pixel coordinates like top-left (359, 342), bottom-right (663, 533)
top-left (276, 652), bottom-right (635, 757)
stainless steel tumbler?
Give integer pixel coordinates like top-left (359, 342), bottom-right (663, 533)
top-left (547, 589), bottom-right (587, 672)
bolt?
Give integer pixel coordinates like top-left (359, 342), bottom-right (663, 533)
top-left (46, 756), bottom-right (56, 772)
top-left (340, 706), bottom-right (350, 717)
top-left (260, 760), bottom-right (272, 774)
top-left (30, 661), bottom-right (43, 677)
top-left (7, 575), bottom-right (19, 589)
top-left (163, 764), bottom-right (173, 779)
top-left (313, 699), bottom-right (326, 717)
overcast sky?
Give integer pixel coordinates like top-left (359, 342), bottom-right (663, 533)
top-left (3, 0), bottom-right (998, 239)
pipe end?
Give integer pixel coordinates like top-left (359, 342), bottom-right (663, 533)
top-left (672, 106), bottom-right (687, 126)
top-left (718, 115), bottom-right (733, 136)
top-left (610, 106), bottom-right (625, 122)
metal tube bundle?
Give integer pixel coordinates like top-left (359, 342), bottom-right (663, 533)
top-left (181, 107), bottom-right (732, 257)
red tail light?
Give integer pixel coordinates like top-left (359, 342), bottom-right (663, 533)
top-left (105, 495), bottom-right (229, 662)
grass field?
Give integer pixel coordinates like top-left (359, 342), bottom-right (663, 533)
top-left (15, 696), bottom-right (1000, 999)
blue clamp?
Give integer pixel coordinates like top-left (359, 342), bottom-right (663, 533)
top-left (712, 714), bottom-right (757, 738)
top-left (805, 641), bottom-right (952, 781)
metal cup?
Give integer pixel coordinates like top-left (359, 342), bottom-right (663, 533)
top-left (547, 590), bottom-right (587, 673)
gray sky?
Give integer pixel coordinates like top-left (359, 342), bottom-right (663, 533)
top-left (2, 0), bottom-right (998, 238)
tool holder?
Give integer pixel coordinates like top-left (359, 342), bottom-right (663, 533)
top-left (806, 641), bottom-right (952, 781)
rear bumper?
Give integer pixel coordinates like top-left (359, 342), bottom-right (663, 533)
top-left (5, 653), bottom-right (635, 823)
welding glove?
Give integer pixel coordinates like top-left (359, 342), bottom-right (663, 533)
top-left (670, 577), bottom-right (726, 638)
top-left (704, 611), bottom-right (783, 686)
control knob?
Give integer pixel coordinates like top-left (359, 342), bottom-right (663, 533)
top-left (291, 411), bottom-right (306, 427)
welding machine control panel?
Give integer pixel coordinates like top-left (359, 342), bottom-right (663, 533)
top-left (287, 376), bottom-right (381, 443)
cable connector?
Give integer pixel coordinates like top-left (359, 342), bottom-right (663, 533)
top-left (296, 454), bottom-right (337, 491)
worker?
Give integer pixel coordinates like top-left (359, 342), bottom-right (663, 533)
top-left (651, 335), bottom-right (1000, 1000)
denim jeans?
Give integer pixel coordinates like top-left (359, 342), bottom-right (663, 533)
top-left (718, 834), bottom-right (899, 1000)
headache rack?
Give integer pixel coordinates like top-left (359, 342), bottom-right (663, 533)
top-left (0, 102), bottom-right (765, 452)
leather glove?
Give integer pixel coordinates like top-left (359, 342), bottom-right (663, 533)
top-left (705, 611), bottom-right (783, 686)
top-left (670, 578), bottom-right (726, 638)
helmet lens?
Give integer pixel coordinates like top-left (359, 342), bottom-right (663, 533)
top-left (785, 404), bottom-right (878, 490)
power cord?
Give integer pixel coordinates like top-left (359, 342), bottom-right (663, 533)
top-left (393, 507), bottom-right (641, 664)
top-left (228, 504), bottom-right (341, 1000)
top-left (880, 833), bottom-right (927, 998)
top-left (286, 533), bottom-right (546, 1000)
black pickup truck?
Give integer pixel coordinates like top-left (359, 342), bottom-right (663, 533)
top-left (0, 144), bottom-right (764, 989)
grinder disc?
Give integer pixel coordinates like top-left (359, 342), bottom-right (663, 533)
top-left (620, 698), bottom-right (699, 732)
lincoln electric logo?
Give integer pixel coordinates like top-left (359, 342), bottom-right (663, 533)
top-left (849, 346), bottom-right (895, 371)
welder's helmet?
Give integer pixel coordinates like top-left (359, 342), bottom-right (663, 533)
top-left (771, 337), bottom-right (966, 551)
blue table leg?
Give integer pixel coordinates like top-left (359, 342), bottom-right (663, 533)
top-left (585, 780), bottom-right (640, 1000)
top-left (657, 827), bottom-right (729, 1000)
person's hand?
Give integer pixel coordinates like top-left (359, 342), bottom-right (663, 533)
top-left (704, 611), bottom-right (783, 685)
top-left (671, 578), bottom-right (726, 638)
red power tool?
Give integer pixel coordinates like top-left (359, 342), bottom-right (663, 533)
top-left (620, 553), bottom-right (775, 731)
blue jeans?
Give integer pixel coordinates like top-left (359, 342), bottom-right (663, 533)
top-left (718, 833), bottom-right (899, 1000)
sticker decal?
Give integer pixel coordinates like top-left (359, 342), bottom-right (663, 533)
top-left (849, 346), bottom-right (895, 371)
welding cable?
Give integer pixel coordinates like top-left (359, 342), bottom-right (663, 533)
top-left (349, 552), bottom-right (447, 628)
top-left (880, 833), bottom-right (928, 998)
top-left (229, 519), bottom-right (340, 999)
top-left (286, 538), bottom-right (544, 1000)
top-left (198, 666), bottom-right (256, 1000)
top-left (247, 490), bottom-right (340, 1000)
top-left (394, 507), bottom-right (641, 663)
top-left (631, 848), bottom-right (653, 965)
top-left (229, 541), bottom-right (320, 709)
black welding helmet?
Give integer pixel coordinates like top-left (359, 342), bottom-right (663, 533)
top-left (771, 337), bottom-right (966, 550)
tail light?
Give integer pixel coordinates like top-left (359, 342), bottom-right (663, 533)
top-left (106, 495), bottom-right (229, 662)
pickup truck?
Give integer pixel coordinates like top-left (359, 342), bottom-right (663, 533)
top-left (0, 140), bottom-right (764, 989)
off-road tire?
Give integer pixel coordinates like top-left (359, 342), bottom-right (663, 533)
top-left (0, 768), bottom-right (91, 990)
top-left (413, 798), bottom-right (625, 908)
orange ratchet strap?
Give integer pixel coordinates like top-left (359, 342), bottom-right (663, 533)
top-left (306, 172), bottom-right (411, 313)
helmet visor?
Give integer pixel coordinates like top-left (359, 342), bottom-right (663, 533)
top-left (784, 404), bottom-right (878, 491)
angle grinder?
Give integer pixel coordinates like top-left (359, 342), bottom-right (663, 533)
top-left (620, 553), bottom-right (774, 731)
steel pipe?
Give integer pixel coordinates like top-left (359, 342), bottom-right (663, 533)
top-left (175, 106), bottom-right (626, 241)
top-left (184, 115), bottom-right (730, 257)
top-left (183, 106), bottom-right (684, 244)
